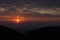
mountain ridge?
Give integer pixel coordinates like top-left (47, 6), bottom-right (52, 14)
top-left (0, 25), bottom-right (60, 40)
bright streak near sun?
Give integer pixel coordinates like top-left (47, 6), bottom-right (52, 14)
top-left (16, 16), bottom-right (20, 23)
top-left (14, 15), bottom-right (25, 23)
top-left (15, 8), bottom-right (24, 23)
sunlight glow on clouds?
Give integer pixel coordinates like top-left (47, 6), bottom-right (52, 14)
top-left (0, 7), bottom-right (8, 12)
top-left (0, 5), bottom-right (60, 16)
top-left (28, 8), bottom-right (60, 15)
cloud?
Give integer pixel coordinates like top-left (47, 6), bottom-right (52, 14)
top-left (0, 5), bottom-right (60, 16)
top-left (27, 7), bottom-right (60, 15)
top-left (0, 7), bottom-right (8, 12)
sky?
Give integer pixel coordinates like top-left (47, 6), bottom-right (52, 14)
top-left (0, 0), bottom-right (60, 33)
top-left (0, 0), bottom-right (60, 16)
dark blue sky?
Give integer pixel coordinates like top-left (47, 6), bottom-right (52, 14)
top-left (0, 0), bottom-right (60, 7)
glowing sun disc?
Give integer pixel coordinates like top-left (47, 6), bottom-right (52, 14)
top-left (16, 19), bottom-right (19, 23)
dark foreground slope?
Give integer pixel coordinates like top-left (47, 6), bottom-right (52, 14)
top-left (0, 25), bottom-right (60, 40)
top-left (0, 25), bottom-right (24, 40)
top-left (25, 26), bottom-right (60, 40)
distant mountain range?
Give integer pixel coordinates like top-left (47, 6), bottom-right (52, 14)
top-left (0, 25), bottom-right (60, 40)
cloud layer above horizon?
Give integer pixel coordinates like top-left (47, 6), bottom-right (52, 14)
top-left (0, 0), bottom-right (60, 16)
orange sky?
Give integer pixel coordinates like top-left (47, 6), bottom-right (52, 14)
top-left (0, 15), bottom-right (60, 22)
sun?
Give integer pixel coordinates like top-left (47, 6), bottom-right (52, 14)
top-left (15, 16), bottom-right (24, 23)
top-left (10, 16), bottom-right (24, 23)
top-left (16, 19), bottom-right (20, 23)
